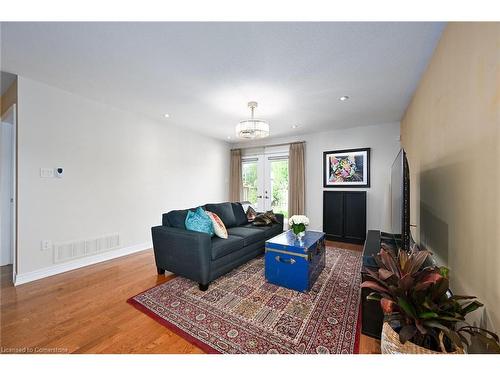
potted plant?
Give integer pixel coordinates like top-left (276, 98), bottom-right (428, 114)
top-left (288, 215), bottom-right (309, 240)
top-left (361, 245), bottom-right (500, 354)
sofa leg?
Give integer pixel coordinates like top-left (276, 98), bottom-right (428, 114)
top-left (199, 283), bottom-right (209, 291)
top-left (157, 267), bottom-right (165, 275)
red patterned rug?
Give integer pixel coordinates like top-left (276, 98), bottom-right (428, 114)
top-left (128, 247), bottom-right (362, 354)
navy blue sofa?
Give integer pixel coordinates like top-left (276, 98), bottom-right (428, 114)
top-left (151, 202), bottom-right (283, 291)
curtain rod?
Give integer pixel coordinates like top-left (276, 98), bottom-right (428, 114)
top-left (231, 140), bottom-right (305, 151)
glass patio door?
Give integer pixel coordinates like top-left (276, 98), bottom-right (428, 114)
top-left (242, 156), bottom-right (264, 211)
top-left (242, 153), bottom-right (289, 220)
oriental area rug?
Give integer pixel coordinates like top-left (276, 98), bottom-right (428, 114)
top-left (128, 247), bottom-right (362, 354)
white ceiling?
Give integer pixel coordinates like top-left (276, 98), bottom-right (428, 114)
top-left (0, 22), bottom-right (444, 141)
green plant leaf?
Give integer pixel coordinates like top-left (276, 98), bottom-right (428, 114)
top-left (461, 301), bottom-right (483, 316)
top-left (418, 311), bottom-right (439, 319)
top-left (366, 292), bottom-right (382, 301)
top-left (438, 266), bottom-right (449, 278)
top-left (435, 315), bottom-right (464, 322)
top-left (450, 295), bottom-right (477, 301)
top-left (397, 297), bottom-right (416, 318)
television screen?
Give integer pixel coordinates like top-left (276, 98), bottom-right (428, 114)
top-left (390, 149), bottom-right (410, 250)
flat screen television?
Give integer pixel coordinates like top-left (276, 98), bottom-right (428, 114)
top-left (391, 149), bottom-right (411, 251)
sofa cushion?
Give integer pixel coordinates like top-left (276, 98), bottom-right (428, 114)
top-left (164, 208), bottom-right (197, 229)
top-left (226, 227), bottom-right (268, 247)
top-left (232, 202), bottom-right (248, 226)
top-left (205, 202), bottom-right (237, 228)
top-left (244, 222), bottom-right (283, 238)
top-left (211, 235), bottom-right (245, 260)
top-left (265, 223), bottom-right (284, 238)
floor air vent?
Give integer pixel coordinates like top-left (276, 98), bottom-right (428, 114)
top-left (54, 233), bottom-right (120, 263)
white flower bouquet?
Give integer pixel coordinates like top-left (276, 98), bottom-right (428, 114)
top-left (288, 215), bottom-right (309, 238)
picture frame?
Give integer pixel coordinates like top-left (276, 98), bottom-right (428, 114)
top-left (323, 147), bottom-right (370, 188)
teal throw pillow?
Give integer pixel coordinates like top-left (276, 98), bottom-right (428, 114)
top-left (185, 208), bottom-right (214, 236)
top-left (195, 207), bottom-right (210, 220)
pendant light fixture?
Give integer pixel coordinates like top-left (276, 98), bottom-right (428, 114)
top-left (236, 101), bottom-right (270, 139)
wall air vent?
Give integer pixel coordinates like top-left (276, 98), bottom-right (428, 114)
top-left (53, 233), bottom-right (120, 263)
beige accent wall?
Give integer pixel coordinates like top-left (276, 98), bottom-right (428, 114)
top-left (1, 79), bottom-right (17, 116)
top-left (401, 22), bottom-right (499, 331)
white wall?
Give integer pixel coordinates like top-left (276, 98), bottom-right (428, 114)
top-left (16, 77), bottom-right (229, 276)
top-left (235, 122), bottom-right (401, 232)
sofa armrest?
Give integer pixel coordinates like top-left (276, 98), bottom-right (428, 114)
top-left (151, 226), bottom-right (212, 284)
top-left (275, 213), bottom-right (285, 227)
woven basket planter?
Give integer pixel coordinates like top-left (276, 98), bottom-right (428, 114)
top-left (381, 323), bottom-right (465, 354)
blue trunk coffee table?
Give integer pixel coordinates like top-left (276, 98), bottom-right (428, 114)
top-left (264, 230), bottom-right (326, 292)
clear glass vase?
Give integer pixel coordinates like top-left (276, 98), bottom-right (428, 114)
top-left (292, 228), bottom-right (305, 242)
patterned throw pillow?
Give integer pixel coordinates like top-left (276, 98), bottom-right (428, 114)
top-left (185, 208), bottom-right (214, 236)
top-left (206, 211), bottom-right (228, 239)
top-left (252, 211), bottom-right (279, 227)
top-left (246, 206), bottom-right (257, 222)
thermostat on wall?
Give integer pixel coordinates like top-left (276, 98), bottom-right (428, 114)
top-left (55, 167), bottom-right (64, 178)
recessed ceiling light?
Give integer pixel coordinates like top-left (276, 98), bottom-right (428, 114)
top-left (227, 136), bottom-right (232, 140)
top-left (292, 124), bottom-right (300, 129)
top-left (339, 96), bottom-right (350, 102)
top-left (163, 113), bottom-right (170, 118)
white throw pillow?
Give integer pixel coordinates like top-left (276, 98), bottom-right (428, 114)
top-left (206, 211), bottom-right (228, 239)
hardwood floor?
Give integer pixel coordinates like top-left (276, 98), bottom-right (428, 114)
top-left (0, 241), bottom-right (380, 354)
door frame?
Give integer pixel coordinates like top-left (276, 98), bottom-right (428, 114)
top-left (241, 155), bottom-right (265, 210)
top-left (242, 150), bottom-right (289, 214)
top-left (1, 104), bottom-right (17, 284)
top-left (263, 152), bottom-right (289, 212)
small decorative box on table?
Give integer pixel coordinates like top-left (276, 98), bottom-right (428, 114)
top-left (265, 230), bottom-right (326, 292)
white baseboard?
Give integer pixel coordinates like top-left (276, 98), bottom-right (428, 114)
top-left (14, 241), bottom-right (152, 286)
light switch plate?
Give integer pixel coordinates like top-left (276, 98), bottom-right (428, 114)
top-left (40, 168), bottom-right (54, 178)
top-left (41, 240), bottom-right (52, 251)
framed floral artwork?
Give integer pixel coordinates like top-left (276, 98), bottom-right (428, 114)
top-left (323, 148), bottom-right (370, 188)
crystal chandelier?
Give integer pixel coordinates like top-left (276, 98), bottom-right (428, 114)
top-left (236, 101), bottom-right (270, 139)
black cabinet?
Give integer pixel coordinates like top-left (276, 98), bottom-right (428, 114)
top-left (323, 191), bottom-right (366, 244)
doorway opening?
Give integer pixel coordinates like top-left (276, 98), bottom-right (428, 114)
top-left (1, 104), bottom-right (17, 283)
top-left (242, 152), bottom-right (289, 221)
